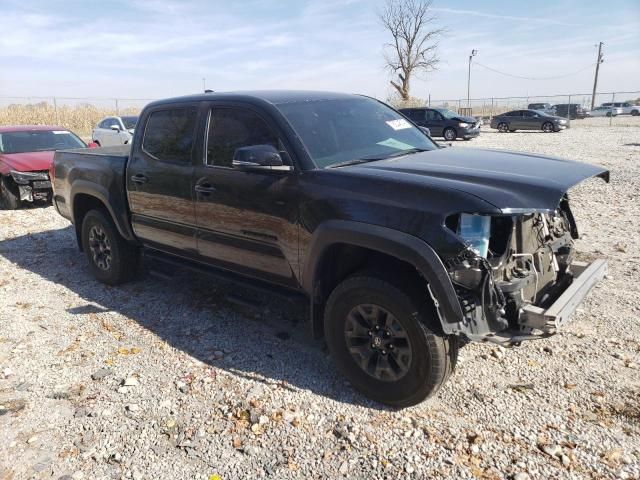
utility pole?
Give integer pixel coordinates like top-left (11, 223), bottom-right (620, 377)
top-left (202, 77), bottom-right (206, 92)
top-left (590, 42), bottom-right (604, 110)
top-left (467, 49), bottom-right (477, 109)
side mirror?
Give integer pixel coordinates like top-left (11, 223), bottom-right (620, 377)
top-left (110, 124), bottom-right (121, 131)
top-left (232, 145), bottom-right (291, 171)
top-left (419, 126), bottom-right (431, 137)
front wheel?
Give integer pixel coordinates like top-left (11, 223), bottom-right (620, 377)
top-left (631, 110), bottom-right (639, 116)
top-left (81, 209), bottom-right (140, 285)
top-left (497, 122), bottom-right (509, 133)
top-left (324, 274), bottom-right (457, 407)
top-left (542, 122), bottom-right (554, 133)
top-left (443, 127), bottom-right (457, 141)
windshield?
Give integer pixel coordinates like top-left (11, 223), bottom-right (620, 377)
top-left (121, 116), bottom-right (138, 130)
top-left (277, 97), bottom-right (437, 168)
top-left (0, 130), bottom-right (86, 154)
top-left (434, 108), bottom-right (459, 119)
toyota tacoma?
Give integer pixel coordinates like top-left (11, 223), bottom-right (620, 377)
top-left (51, 91), bottom-right (608, 407)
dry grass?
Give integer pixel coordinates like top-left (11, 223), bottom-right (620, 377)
top-left (0, 102), bottom-right (142, 136)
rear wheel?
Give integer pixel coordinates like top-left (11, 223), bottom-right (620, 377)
top-left (0, 177), bottom-right (21, 210)
top-left (443, 127), bottom-right (457, 141)
top-left (81, 209), bottom-right (140, 285)
top-left (497, 122), bottom-right (509, 133)
top-left (542, 122), bottom-right (554, 133)
top-left (631, 110), bottom-right (639, 116)
top-left (324, 273), bottom-right (457, 407)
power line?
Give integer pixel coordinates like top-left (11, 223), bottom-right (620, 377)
top-left (473, 61), bottom-right (596, 81)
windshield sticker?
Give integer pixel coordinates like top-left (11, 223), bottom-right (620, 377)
top-left (52, 130), bottom-right (69, 134)
top-left (385, 119), bottom-right (411, 131)
top-left (377, 138), bottom-right (415, 150)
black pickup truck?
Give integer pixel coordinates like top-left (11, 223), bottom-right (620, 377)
top-left (52, 91), bottom-right (608, 407)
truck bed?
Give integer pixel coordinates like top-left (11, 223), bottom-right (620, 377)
top-left (52, 145), bottom-right (131, 227)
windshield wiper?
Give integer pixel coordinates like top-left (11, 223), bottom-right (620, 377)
top-left (328, 148), bottom-right (429, 168)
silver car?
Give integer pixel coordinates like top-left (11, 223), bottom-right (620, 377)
top-left (600, 102), bottom-right (640, 116)
top-left (590, 106), bottom-right (623, 117)
top-left (92, 115), bottom-right (138, 146)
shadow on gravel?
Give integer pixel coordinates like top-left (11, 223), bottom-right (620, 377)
top-left (0, 224), bottom-right (388, 409)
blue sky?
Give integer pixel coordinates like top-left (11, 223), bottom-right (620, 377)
top-left (1, 0), bottom-right (638, 101)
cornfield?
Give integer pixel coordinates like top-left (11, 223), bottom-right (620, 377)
top-left (0, 102), bottom-right (143, 137)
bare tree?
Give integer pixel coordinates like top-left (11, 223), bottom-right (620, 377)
top-left (380, 0), bottom-right (443, 101)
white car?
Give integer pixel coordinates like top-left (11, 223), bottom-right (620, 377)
top-left (92, 115), bottom-right (138, 146)
top-left (590, 106), bottom-right (623, 117)
top-left (600, 102), bottom-right (640, 116)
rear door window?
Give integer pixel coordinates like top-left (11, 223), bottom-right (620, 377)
top-left (142, 107), bottom-right (197, 163)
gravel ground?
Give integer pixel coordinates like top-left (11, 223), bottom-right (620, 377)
top-left (1, 117), bottom-right (639, 480)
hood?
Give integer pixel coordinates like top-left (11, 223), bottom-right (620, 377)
top-left (0, 151), bottom-right (55, 173)
top-left (350, 147), bottom-right (609, 213)
top-left (452, 115), bottom-right (477, 123)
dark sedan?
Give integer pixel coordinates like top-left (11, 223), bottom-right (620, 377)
top-left (399, 107), bottom-right (480, 141)
top-left (490, 109), bottom-right (568, 133)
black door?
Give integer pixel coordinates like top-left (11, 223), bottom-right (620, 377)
top-left (127, 104), bottom-right (200, 255)
top-left (192, 104), bottom-right (300, 287)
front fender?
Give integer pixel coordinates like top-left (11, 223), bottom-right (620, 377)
top-left (303, 220), bottom-right (464, 335)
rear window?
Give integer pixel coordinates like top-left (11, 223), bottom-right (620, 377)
top-left (142, 107), bottom-right (197, 163)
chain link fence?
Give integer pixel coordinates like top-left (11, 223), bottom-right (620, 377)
top-left (421, 91), bottom-right (640, 125)
top-left (1, 92), bottom-right (639, 136)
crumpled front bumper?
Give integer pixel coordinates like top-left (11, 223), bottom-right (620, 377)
top-left (469, 259), bottom-right (607, 346)
top-left (520, 259), bottom-right (607, 331)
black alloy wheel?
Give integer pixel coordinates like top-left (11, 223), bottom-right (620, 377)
top-left (344, 303), bottom-right (412, 382)
top-left (88, 224), bottom-right (112, 271)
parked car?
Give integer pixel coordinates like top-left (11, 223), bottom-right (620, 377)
top-left (490, 109), bottom-right (568, 132)
top-left (0, 125), bottom-right (89, 209)
top-left (553, 104), bottom-right (589, 119)
top-left (600, 102), bottom-right (640, 116)
top-left (52, 91), bottom-right (608, 407)
top-left (527, 103), bottom-right (556, 116)
top-left (92, 115), bottom-right (138, 146)
top-left (590, 106), bottom-right (623, 117)
top-left (399, 107), bottom-right (480, 141)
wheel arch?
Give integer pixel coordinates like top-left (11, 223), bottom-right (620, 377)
top-left (70, 182), bottom-right (137, 251)
top-left (302, 220), bottom-right (464, 338)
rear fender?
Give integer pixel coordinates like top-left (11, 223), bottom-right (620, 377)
top-left (70, 180), bottom-right (137, 248)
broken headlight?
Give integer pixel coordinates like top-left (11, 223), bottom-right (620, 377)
top-left (10, 170), bottom-right (49, 184)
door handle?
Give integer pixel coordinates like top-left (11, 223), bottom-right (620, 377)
top-left (130, 174), bottom-right (148, 184)
top-left (195, 183), bottom-right (216, 194)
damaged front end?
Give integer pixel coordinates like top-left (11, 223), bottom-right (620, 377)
top-left (443, 196), bottom-right (606, 345)
top-left (9, 170), bottom-right (52, 203)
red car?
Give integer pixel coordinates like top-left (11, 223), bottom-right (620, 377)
top-left (0, 125), bottom-right (90, 209)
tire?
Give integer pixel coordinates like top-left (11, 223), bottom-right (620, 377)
top-left (324, 273), bottom-right (457, 407)
top-left (497, 122), bottom-right (509, 133)
top-left (631, 110), bottom-right (639, 117)
top-left (0, 177), bottom-right (21, 210)
top-left (443, 127), bottom-right (457, 141)
top-left (605, 112), bottom-right (612, 118)
top-left (542, 122), bottom-right (554, 133)
top-left (509, 129), bottom-right (516, 132)
top-left (81, 209), bottom-right (140, 285)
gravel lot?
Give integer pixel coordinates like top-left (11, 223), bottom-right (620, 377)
top-left (1, 117), bottom-right (639, 480)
